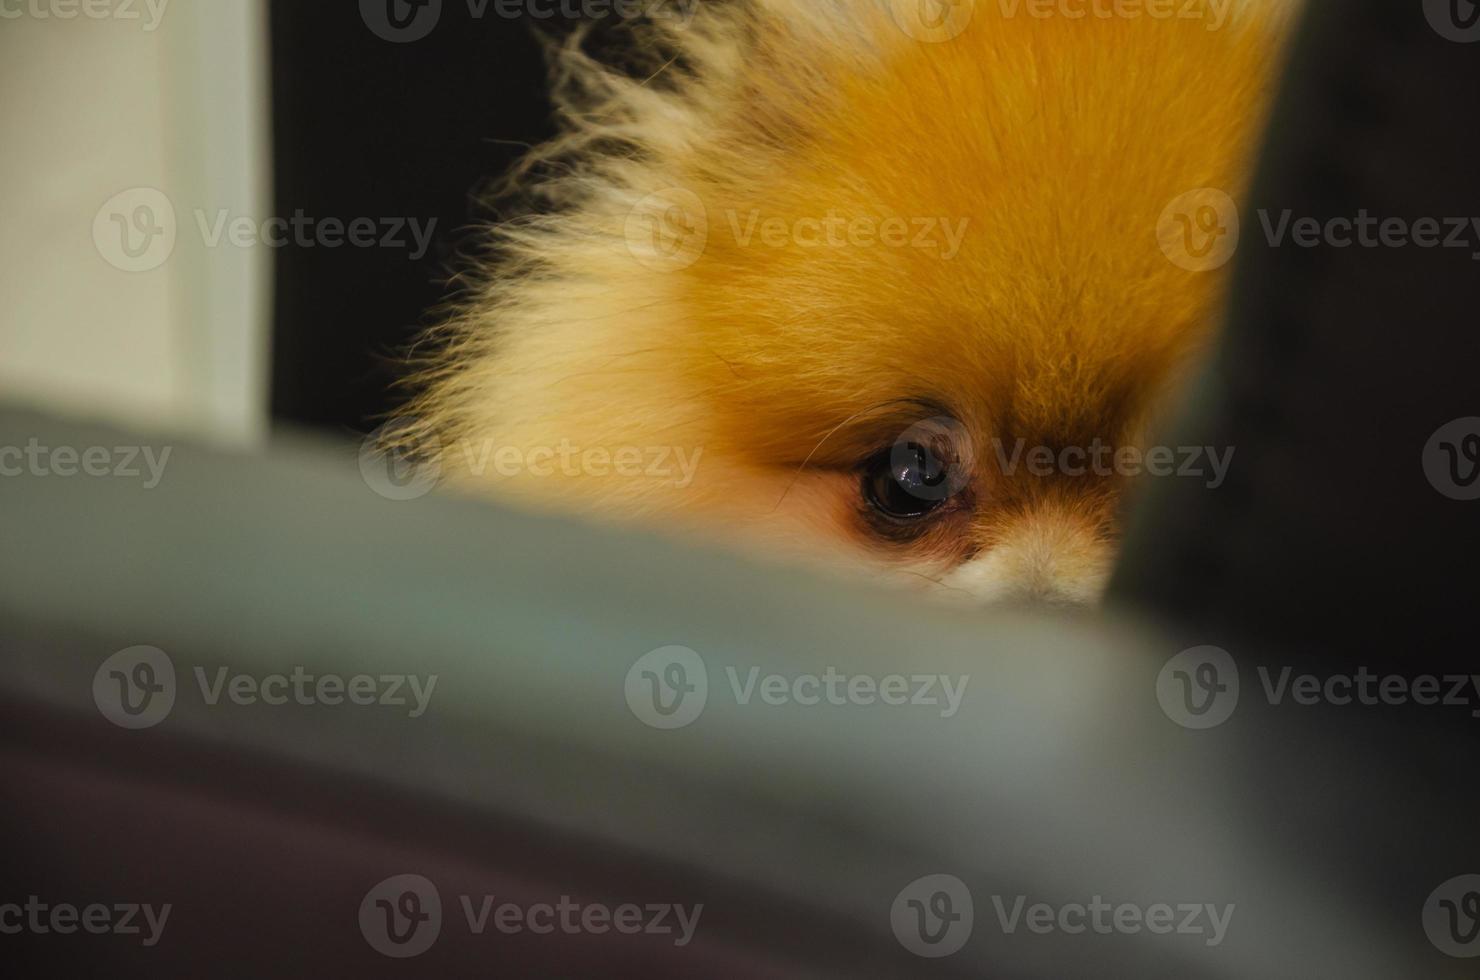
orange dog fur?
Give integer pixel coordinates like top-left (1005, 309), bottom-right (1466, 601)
top-left (399, 0), bottom-right (1295, 603)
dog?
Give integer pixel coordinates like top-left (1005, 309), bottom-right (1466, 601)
top-left (397, 0), bottom-right (1295, 604)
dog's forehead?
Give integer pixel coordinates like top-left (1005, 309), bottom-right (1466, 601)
top-left (676, 6), bottom-right (1275, 456)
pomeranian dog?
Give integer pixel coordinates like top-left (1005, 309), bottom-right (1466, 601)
top-left (398, 0), bottom-right (1294, 604)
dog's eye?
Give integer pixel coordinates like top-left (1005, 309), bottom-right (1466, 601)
top-left (861, 443), bottom-right (951, 520)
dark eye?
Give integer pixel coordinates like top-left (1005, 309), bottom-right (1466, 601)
top-left (861, 442), bottom-right (951, 521)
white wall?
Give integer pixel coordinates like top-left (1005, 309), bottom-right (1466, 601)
top-left (0, 0), bottom-right (272, 444)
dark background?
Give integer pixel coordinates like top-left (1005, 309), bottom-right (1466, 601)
top-left (267, 2), bottom-right (564, 436)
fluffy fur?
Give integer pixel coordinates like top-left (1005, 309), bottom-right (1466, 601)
top-left (398, 0), bottom-right (1294, 603)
